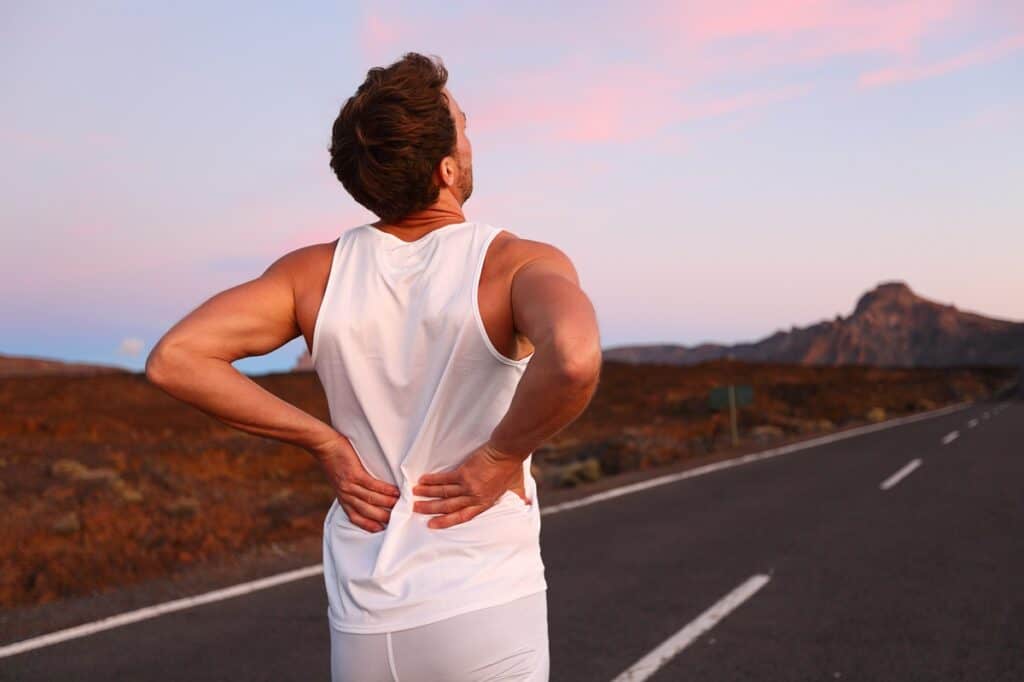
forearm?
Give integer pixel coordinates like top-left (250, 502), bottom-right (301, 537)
top-left (146, 350), bottom-right (339, 455)
top-left (487, 342), bottom-right (601, 460)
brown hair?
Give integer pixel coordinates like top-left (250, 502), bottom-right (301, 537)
top-left (328, 52), bottom-right (456, 223)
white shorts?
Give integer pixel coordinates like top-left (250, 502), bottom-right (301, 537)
top-left (329, 590), bottom-right (549, 681)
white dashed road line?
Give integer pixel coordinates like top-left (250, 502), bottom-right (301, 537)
top-left (941, 430), bottom-right (960, 445)
top-left (880, 458), bottom-right (923, 490)
top-left (610, 574), bottom-right (772, 682)
top-left (967, 419), bottom-right (979, 429)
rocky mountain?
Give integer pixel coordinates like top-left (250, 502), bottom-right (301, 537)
top-left (604, 281), bottom-right (1024, 368)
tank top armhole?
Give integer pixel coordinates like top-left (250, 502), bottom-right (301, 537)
top-left (471, 226), bottom-right (535, 368)
top-left (310, 230), bottom-right (351, 367)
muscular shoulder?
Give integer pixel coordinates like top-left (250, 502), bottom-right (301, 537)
top-left (491, 229), bottom-right (580, 287)
top-left (264, 239), bottom-right (338, 292)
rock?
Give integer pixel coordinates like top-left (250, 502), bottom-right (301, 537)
top-left (263, 488), bottom-right (294, 512)
top-left (164, 496), bottom-right (200, 518)
top-left (52, 511), bottom-right (81, 535)
top-left (50, 458), bottom-right (118, 482)
top-left (751, 425), bottom-right (785, 443)
top-left (50, 459), bottom-right (89, 480)
top-left (577, 458), bottom-right (602, 483)
top-left (111, 478), bottom-right (143, 503)
top-left (80, 467), bottom-right (119, 482)
top-left (866, 407), bottom-right (887, 423)
top-left (555, 457), bottom-right (603, 488)
top-left (557, 468), bottom-right (580, 488)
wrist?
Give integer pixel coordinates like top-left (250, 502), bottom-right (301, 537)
top-left (483, 439), bottom-right (531, 463)
top-left (305, 427), bottom-right (345, 461)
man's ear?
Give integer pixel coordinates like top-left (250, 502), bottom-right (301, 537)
top-left (438, 156), bottom-right (456, 188)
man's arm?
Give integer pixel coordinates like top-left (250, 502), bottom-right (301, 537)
top-left (145, 245), bottom-right (400, 532)
top-left (486, 241), bottom-right (603, 459)
top-left (145, 246), bottom-right (338, 451)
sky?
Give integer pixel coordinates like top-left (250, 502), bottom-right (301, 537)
top-left (2, 1), bottom-right (1022, 375)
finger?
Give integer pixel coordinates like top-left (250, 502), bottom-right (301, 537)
top-left (412, 494), bottom-right (475, 515)
top-left (428, 505), bottom-right (485, 529)
top-left (351, 480), bottom-right (401, 508)
top-left (360, 476), bottom-right (401, 498)
top-left (345, 494), bottom-right (392, 525)
top-left (412, 483), bottom-right (465, 499)
top-left (417, 470), bottom-right (461, 486)
top-left (341, 502), bottom-right (385, 533)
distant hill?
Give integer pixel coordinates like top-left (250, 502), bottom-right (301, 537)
top-left (604, 281), bottom-right (1024, 368)
top-left (0, 353), bottom-right (129, 378)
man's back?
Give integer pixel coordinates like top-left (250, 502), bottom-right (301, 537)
top-left (306, 220), bottom-right (548, 634)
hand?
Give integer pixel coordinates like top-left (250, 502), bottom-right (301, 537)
top-left (412, 441), bottom-right (530, 530)
top-left (309, 433), bottom-right (400, 533)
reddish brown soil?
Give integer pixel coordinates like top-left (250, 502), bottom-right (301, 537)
top-left (0, 360), bottom-right (1013, 609)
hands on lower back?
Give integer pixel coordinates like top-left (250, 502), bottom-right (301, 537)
top-left (310, 433), bottom-right (400, 532)
top-left (412, 442), bottom-right (530, 529)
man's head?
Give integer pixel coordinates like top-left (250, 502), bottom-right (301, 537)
top-left (328, 52), bottom-right (472, 224)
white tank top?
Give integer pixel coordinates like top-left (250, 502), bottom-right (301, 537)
top-left (311, 220), bottom-right (547, 634)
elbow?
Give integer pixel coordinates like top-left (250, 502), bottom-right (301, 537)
top-left (145, 340), bottom-right (180, 388)
top-left (554, 337), bottom-right (603, 387)
top-left (144, 348), bottom-right (167, 387)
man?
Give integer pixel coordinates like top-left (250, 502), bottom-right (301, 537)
top-left (147, 51), bottom-right (601, 680)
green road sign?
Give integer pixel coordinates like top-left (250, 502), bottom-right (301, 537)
top-left (709, 384), bottom-right (753, 410)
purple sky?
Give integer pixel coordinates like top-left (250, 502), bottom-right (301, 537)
top-left (2, 1), bottom-right (1022, 374)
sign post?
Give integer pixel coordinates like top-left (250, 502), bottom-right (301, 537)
top-left (709, 384), bottom-right (754, 446)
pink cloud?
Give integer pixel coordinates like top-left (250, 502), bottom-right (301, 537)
top-left (470, 58), bottom-right (810, 146)
top-left (351, 2), bottom-right (1000, 146)
top-left (641, 0), bottom-right (971, 88)
top-left (683, 83), bottom-right (813, 122)
top-left (352, 9), bottom-right (415, 64)
top-left (961, 99), bottom-right (1024, 130)
top-left (683, 0), bottom-right (960, 48)
top-left (858, 32), bottom-right (1024, 87)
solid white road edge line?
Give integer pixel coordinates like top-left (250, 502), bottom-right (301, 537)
top-left (880, 458), bottom-right (923, 490)
top-left (1, 400), bottom-right (970, 659)
top-left (0, 564), bottom-right (324, 659)
top-left (610, 574), bottom-right (772, 682)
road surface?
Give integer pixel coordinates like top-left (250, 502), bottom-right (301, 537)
top-left (2, 398), bottom-right (1020, 681)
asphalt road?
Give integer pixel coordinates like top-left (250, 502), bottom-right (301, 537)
top-left (3, 397), bottom-right (1020, 681)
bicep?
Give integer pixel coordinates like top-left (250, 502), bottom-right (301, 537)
top-left (152, 259), bottom-right (300, 363)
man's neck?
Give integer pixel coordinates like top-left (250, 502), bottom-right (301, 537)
top-left (371, 198), bottom-right (467, 241)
